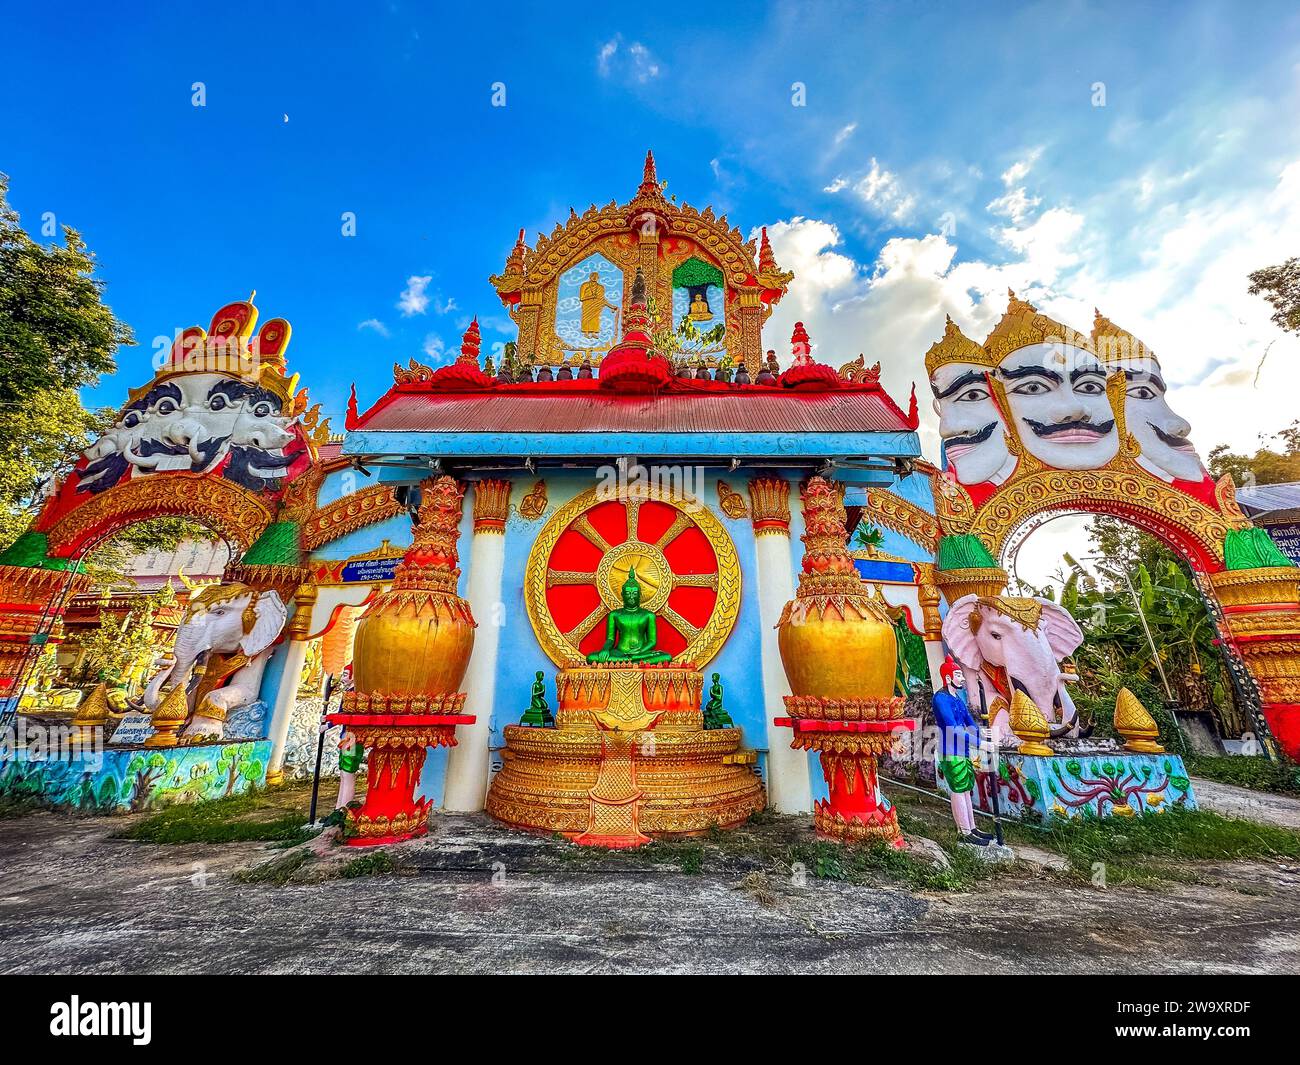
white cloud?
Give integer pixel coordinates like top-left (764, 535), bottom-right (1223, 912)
top-left (834, 123), bottom-right (857, 146)
top-left (398, 275), bottom-right (433, 316)
top-left (357, 318), bottom-right (390, 337)
top-left (757, 151), bottom-right (1300, 587)
top-left (597, 36), bottom-right (660, 83)
top-left (987, 148), bottom-right (1044, 224)
top-left (422, 333), bottom-right (448, 362)
top-left (434, 295), bottom-right (458, 315)
top-left (834, 157), bottom-right (915, 224)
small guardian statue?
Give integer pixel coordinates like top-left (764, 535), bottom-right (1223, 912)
top-left (702, 672), bottom-right (733, 729)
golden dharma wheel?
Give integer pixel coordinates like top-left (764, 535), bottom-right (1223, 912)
top-left (524, 485), bottom-right (740, 668)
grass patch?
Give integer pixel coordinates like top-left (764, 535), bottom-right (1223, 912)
top-left (0, 792), bottom-right (46, 820)
top-left (233, 849), bottom-right (312, 885)
top-left (340, 851), bottom-right (400, 878)
top-left (118, 790), bottom-right (320, 845)
top-left (1002, 806), bottom-right (1300, 886)
top-left (1186, 754), bottom-right (1300, 796)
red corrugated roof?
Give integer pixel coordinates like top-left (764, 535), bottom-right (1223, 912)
top-left (350, 382), bottom-right (911, 434)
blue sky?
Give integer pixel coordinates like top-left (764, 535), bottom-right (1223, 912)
top-left (4, 0), bottom-right (1300, 485)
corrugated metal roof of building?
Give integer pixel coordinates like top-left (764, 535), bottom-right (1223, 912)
top-left (1236, 480), bottom-right (1300, 516)
top-left (351, 387), bottom-right (912, 435)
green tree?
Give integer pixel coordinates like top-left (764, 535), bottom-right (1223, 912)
top-left (1207, 420), bottom-right (1300, 487)
top-left (0, 173), bottom-right (133, 545)
top-left (1248, 257), bottom-right (1300, 335)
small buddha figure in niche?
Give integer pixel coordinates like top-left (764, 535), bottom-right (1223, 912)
top-left (579, 271), bottom-right (616, 335)
top-left (586, 567), bottom-right (673, 665)
top-left (689, 288), bottom-right (712, 321)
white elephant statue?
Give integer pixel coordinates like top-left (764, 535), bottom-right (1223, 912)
top-left (941, 594), bottom-right (1086, 745)
top-left (142, 583), bottom-right (287, 741)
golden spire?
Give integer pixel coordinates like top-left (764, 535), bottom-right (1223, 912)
top-left (1092, 308), bottom-right (1155, 366)
top-left (981, 289), bottom-right (1093, 363)
top-left (1114, 687), bottom-right (1164, 752)
top-left (924, 314), bottom-right (998, 375)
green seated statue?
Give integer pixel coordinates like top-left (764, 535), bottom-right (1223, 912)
top-left (702, 672), bottom-right (733, 729)
top-left (521, 670), bottom-right (554, 727)
top-left (586, 567), bottom-right (673, 665)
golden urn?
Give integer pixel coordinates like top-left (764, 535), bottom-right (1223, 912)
top-left (776, 477), bottom-right (898, 700)
top-left (352, 476), bottom-right (476, 698)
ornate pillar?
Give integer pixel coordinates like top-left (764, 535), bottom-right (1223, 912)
top-left (516, 290), bottom-right (544, 364)
top-left (748, 475), bottom-right (812, 813)
top-left (265, 584), bottom-right (317, 785)
top-left (444, 479), bottom-right (511, 811)
top-left (1208, 566), bottom-right (1300, 760)
top-left (737, 288), bottom-right (764, 377)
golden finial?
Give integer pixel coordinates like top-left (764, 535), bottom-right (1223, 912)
top-left (1008, 690), bottom-right (1055, 755)
top-left (925, 314), bottom-right (997, 376)
top-left (72, 683), bottom-right (111, 728)
top-left (1091, 309), bottom-right (1156, 367)
top-left (144, 683), bottom-right (191, 747)
top-left (1114, 687), bottom-right (1164, 753)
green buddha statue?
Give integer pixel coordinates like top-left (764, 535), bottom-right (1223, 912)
top-left (521, 670), bottom-right (554, 727)
top-left (702, 672), bottom-right (733, 729)
top-left (586, 567), bottom-right (673, 665)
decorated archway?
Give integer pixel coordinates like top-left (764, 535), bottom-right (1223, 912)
top-left (921, 296), bottom-right (1300, 759)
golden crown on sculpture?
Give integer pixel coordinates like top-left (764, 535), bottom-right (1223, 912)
top-left (925, 291), bottom-right (1162, 376)
top-left (129, 294), bottom-right (306, 414)
top-left (1091, 309), bottom-right (1157, 367)
top-left (924, 315), bottom-right (997, 375)
top-left (981, 289), bottom-right (1094, 362)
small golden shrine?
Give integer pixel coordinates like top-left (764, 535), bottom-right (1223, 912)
top-left (490, 151), bottom-right (792, 373)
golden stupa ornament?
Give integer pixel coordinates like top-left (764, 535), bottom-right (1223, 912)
top-left (350, 475), bottom-right (477, 705)
top-left (1113, 687), bottom-right (1164, 753)
top-left (1008, 690), bottom-right (1054, 756)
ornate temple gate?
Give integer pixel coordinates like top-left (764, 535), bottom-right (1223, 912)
top-left (915, 297), bottom-right (1300, 761)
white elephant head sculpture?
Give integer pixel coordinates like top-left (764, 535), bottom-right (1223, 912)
top-left (941, 594), bottom-right (1086, 742)
top-left (142, 583), bottom-right (287, 741)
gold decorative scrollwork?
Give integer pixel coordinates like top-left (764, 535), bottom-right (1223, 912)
top-left (302, 484), bottom-right (403, 551)
top-left (861, 488), bottom-right (940, 553)
top-left (969, 468), bottom-right (1231, 564)
top-left (47, 475), bottom-right (274, 555)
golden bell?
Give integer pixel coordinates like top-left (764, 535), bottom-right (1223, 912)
top-left (1008, 690), bottom-right (1054, 756)
top-left (1114, 687), bottom-right (1164, 753)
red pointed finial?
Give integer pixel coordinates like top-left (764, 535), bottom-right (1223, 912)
top-left (458, 318), bottom-right (482, 365)
top-left (791, 321), bottom-right (812, 365)
top-left (643, 149), bottom-right (657, 185)
top-left (345, 383), bottom-right (360, 430)
top-left (907, 382), bottom-right (919, 429)
top-left (759, 226), bottom-right (777, 273)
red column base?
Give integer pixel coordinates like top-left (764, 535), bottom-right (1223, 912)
top-left (1261, 703), bottom-right (1300, 763)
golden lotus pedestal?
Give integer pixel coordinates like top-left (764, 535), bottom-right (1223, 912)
top-left (486, 665), bottom-right (765, 847)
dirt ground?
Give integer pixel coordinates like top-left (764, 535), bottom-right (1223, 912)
top-left (1, 804), bottom-right (1297, 975)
